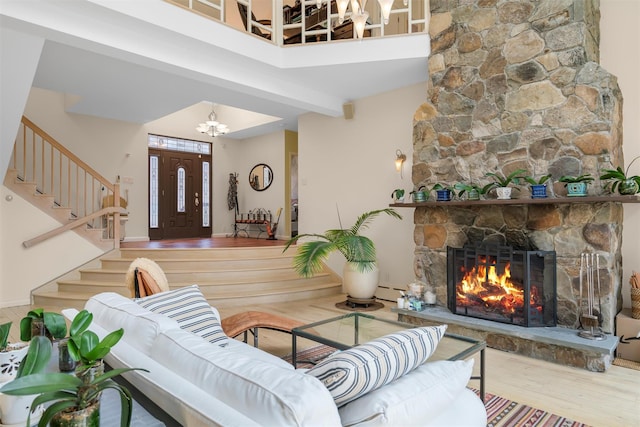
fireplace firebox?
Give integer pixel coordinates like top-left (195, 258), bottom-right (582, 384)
top-left (447, 245), bottom-right (557, 327)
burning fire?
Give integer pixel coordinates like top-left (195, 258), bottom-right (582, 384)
top-left (457, 259), bottom-right (531, 314)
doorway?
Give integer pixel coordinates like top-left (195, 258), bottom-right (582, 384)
top-left (148, 135), bottom-right (212, 240)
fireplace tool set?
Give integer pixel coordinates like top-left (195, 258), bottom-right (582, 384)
top-left (578, 252), bottom-right (606, 340)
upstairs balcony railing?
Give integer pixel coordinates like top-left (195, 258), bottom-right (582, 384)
top-left (165, 0), bottom-right (430, 46)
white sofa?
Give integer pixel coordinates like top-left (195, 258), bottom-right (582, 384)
top-left (65, 292), bottom-right (487, 427)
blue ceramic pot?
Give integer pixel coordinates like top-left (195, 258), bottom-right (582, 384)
top-left (531, 184), bottom-right (547, 198)
top-left (436, 189), bottom-right (452, 201)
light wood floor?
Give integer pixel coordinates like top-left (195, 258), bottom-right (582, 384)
top-left (3, 295), bottom-right (638, 427)
top-left (4, 238), bottom-right (638, 426)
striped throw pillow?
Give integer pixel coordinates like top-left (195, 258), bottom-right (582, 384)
top-left (135, 284), bottom-right (228, 346)
top-left (305, 325), bottom-right (447, 407)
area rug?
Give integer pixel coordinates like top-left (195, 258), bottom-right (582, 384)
top-left (477, 389), bottom-right (590, 427)
top-left (613, 357), bottom-right (640, 371)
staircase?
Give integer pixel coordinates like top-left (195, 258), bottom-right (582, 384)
top-left (32, 246), bottom-right (344, 309)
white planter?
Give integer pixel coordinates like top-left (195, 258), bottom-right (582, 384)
top-left (496, 187), bottom-right (512, 200)
top-left (0, 389), bottom-right (41, 425)
top-left (0, 343), bottom-right (29, 383)
top-left (342, 262), bottom-right (379, 299)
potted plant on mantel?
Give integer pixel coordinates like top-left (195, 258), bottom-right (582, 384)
top-left (431, 183), bottom-right (454, 201)
top-left (453, 182), bottom-right (487, 201)
top-left (390, 188), bottom-right (405, 203)
top-left (559, 174), bottom-right (594, 197)
top-left (0, 309), bottom-right (146, 427)
top-left (599, 155), bottom-right (640, 195)
top-left (523, 174), bottom-right (552, 199)
top-left (483, 168), bottom-right (527, 200)
top-left (284, 208), bottom-right (402, 300)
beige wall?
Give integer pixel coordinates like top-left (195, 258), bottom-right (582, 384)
top-left (298, 83), bottom-right (423, 289)
top-left (601, 0), bottom-right (640, 308)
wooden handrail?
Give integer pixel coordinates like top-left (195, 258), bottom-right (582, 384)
top-left (21, 117), bottom-right (114, 193)
top-left (10, 116), bottom-right (123, 249)
top-left (23, 206), bottom-right (127, 249)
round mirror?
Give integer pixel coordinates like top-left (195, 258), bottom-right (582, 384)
top-left (249, 163), bottom-right (273, 191)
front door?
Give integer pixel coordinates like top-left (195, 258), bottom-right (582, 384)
top-left (149, 148), bottom-right (211, 240)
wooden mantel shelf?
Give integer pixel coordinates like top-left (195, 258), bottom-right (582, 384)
top-left (390, 195), bottom-right (640, 208)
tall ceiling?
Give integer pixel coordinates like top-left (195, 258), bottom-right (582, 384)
top-left (0, 0), bottom-right (429, 139)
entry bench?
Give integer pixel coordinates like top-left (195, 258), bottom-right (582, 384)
top-left (233, 208), bottom-right (277, 239)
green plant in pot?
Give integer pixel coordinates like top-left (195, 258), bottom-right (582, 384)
top-left (453, 182), bottom-right (485, 201)
top-left (20, 309), bottom-right (67, 342)
top-left (523, 174), bottom-right (552, 199)
top-left (559, 174), bottom-right (594, 197)
top-left (284, 208), bottom-right (402, 300)
top-left (0, 321), bottom-right (30, 383)
top-left (0, 336), bottom-right (51, 425)
top-left (1, 310), bottom-right (145, 427)
top-left (409, 186), bottom-right (428, 203)
top-left (390, 188), bottom-right (405, 202)
top-left (431, 183), bottom-right (454, 201)
top-left (599, 156), bottom-right (640, 195)
top-left (483, 168), bottom-right (526, 200)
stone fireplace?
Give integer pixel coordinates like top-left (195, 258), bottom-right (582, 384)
top-left (395, 0), bottom-right (633, 370)
top-left (410, 0), bottom-right (624, 337)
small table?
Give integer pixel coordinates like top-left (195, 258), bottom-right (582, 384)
top-left (291, 312), bottom-right (486, 401)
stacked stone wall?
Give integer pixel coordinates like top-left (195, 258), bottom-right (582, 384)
top-left (413, 0), bottom-right (624, 332)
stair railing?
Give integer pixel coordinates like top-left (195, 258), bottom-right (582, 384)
top-left (10, 116), bottom-right (122, 248)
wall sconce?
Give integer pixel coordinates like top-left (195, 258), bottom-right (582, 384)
top-left (395, 149), bottom-right (406, 178)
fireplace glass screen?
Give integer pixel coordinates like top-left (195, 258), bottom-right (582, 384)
top-left (447, 245), bottom-right (557, 327)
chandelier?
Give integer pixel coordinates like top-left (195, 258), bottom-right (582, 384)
top-left (335, 0), bottom-right (397, 39)
top-left (196, 106), bottom-right (229, 137)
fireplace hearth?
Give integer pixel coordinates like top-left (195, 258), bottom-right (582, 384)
top-left (447, 245), bottom-right (557, 328)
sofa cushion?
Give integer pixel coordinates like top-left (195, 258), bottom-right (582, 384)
top-left (135, 284), bottom-right (228, 346)
top-left (338, 359), bottom-right (475, 426)
top-left (84, 292), bottom-right (180, 355)
top-left (151, 328), bottom-right (342, 427)
top-left (306, 325), bottom-right (447, 407)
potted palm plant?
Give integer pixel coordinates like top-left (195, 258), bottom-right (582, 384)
top-left (559, 174), bottom-right (594, 196)
top-left (284, 208), bottom-right (401, 300)
top-left (599, 156), bottom-right (640, 195)
top-left (20, 308), bottom-right (67, 342)
top-left (483, 168), bottom-right (527, 200)
top-left (0, 310), bottom-right (145, 427)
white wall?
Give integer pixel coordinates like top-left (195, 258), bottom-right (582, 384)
top-left (0, 186), bottom-right (103, 306)
top-left (601, 0), bottom-right (640, 308)
top-left (298, 83), bottom-right (423, 289)
top-left (236, 131), bottom-right (286, 231)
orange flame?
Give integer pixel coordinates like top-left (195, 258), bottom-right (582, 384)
top-left (456, 259), bottom-right (526, 314)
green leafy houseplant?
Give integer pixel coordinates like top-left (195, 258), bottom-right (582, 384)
top-left (599, 156), bottom-right (640, 195)
top-left (0, 310), bottom-right (145, 427)
top-left (20, 309), bottom-right (67, 342)
top-left (410, 186), bottom-right (428, 202)
top-left (0, 336), bottom-right (52, 425)
top-left (284, 208), bottom-right (402, 277)
top-left (390, 188), bottom-right (405, 201)
top-left (483, 168), bottom-right (527, 192)
top-left (559, 174), bottom-right (594, 197)
top-left (0, 321), bottom-right (10, 352)
top-left (453, 183), bottom-right (486, 200)
top-left (523, 174), bottom-right (552, 185)
top-left (523, 174), bottom-right (552, 198)
top-left (431, 183), bottom-right (453, 201)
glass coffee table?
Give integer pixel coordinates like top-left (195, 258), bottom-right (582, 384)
top-left (292, 312), bottom-right (486, 401)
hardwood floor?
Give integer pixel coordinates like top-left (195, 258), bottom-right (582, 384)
top-left (3, 236), bottom-right (639, 426)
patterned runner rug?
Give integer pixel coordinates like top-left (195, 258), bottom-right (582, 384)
top-left (479, 390), bottom-right (590, 427)
top-left (284, 346), bottom-right (591, 426)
